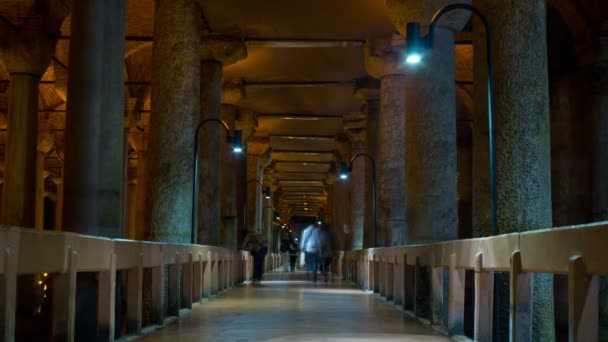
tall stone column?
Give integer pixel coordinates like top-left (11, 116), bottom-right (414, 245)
top-left (197, 36), bottom-right (246, 246)
top-left (356, 81), bottom-right (380, 248)
top-left (473, 1), bottom-right (554, 340)
top-left (364, 39), bottom-right (406, 246)
top-left (63, 0), bottom-right (126, 238)
top-left (0, 8), bottom-right (66, 227)
top-left (35, 131), bottom-right (53, 230)
top-left (386, 4), bottom-right (466, 243)
top-left (147, 0), bottom-right (201, 243)
top-left (245, 138), bottom-right (269, 233)
top-left (220, 104), bottom-right (239, 249)
top-left (346, 126), bottom-right (367, 250)
top-left (592, 25), bottom-right (608, 338)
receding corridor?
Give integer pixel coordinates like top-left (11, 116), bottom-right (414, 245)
top-left (143, 271), bottom-right (449, 342)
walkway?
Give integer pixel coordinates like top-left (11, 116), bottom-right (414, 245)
top-left (142, 270), bottom-right (450, 341)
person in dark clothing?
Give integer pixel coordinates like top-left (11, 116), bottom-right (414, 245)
top-left (243, 230), bottom-right (268, 284)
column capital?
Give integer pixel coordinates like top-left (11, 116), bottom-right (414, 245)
top-left (385, 0), bottom-right (471, 34)
top-left (345, 127), bottom-right (367, 154)
top-left (200, 34), bottom-right (247, 66)
top-left (222, 79), bottom-right (245, 104)
top-left (363, 36), bottom-right (407, 79)
top-left (354, 77), bottom-right (380, 102)
top-left (247, 137), bottom-right (270, 156)
top-left (0, 4), bottom-right (69, 75)
top-left (221, 104), bottom-right (239, 126)
top-left (236, 110), bottom-right (258, 141)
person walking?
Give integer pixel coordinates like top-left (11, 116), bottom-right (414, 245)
top-left (319, 224), bottom-right (337, 281)
top-left (280, 231), bottom-right (291, 272)
top-left (242, 230), bottom-right (268, 285)
top-left (288, 234), bottom-right (299, 272)
top-left (301, 223), bottom-right (323, 282)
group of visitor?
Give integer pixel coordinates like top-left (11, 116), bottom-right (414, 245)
top-left (299, 223), bottom-right (337, 282)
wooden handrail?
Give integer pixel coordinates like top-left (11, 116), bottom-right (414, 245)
top-left (342, 222), bottom-right (607, 342)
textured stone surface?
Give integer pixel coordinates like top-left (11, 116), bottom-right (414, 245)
top-left (220, 105), bottom-right (238, 249)
top-left (473, 1), bottom-right (554, 340)
top-left (147, 0), bottom-right (201, 243)
top-left (404, 27), bottom-right (457, 244)
top-left (63, 0), bottom-right (126, 237)
top-left (377, 75), bottom-right (406, 247)
top-left (363, 38), bottom-right (407, 80)
top-left (347, 128), bottom-right (367, 250)
top-left (198, 60), bottom-right (223, 246)
top-left (385, 0), bottom-right (471, 34)
top-left (0, 4), bottom-right (67, 227)
top-left (200, 35), bottom-right (247, 66)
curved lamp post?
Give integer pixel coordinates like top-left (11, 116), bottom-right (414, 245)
top-left (404, 4), bottom-right (497, 236)
top-left (243, 179), bottom-right (272, 232)
top-left (338, 153), bottom-right (377, 247)
top-left (191, 118), bottom-right (243, 244)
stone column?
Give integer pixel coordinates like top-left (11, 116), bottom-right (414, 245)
top-left (245, 138), bottom-right (269, 233)
top-left (62, 0), bottom-right (126, 238)
top-left (364, 39), bottom-right (406, 246)
top-left (386, 2), bottom-right (467, 245)
top-left (197, 36), bottom-right (246, 246)
top-left (356, 82), bottom-right (380, 248)
top-left (130, 130), bottom-right (148, 240)
top-left (592, 24), bottom-right (608, 337)
top-left (0, 8), bottom-right (66, 227)
top-left (220, 104), bottom-right (239, 249)
top-left (35, 131), bottom-right (53, 230)
top-left (473, 1), bottom-right (554, 340)
top-left (147, 0), bottom-right (201, 243)
top-left (346, 127), bottom-right (367, 250)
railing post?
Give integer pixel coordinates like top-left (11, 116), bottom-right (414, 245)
top-left (97, 252), bottom-right (116, 341)
top-left (448, 253), bottom-right (465, 336)
top-left (52, 249), bottom-right (77, 341)
top-left (403, 253), bottom-right (415, 311)
top-left (373, 255), bottom-right (380, 294)
top-left (168, 252), bottom-right (180, 316)
top-left (387, 256), bottom-right (395, 302)
top-left (1, 230), bottom-right (19, 342)
top-left (568, 256), bottom-right (598, 342)
top-left (203, 251), bottom-right (211, 297)
top-left (210, 252), bottom-right (218, 295)
top-left (182, 253), bottom-right (193, 309)
top-left (193, 253), bottom-right (203, 302)
top-left (510, 250), bottom-right (532, 342)
top-left (474, 252), bottom-right (493, 342)
top-left (379, 256), bottom-right (387, 298)
top-left (431, 254), bottom-right (445, 328)
top-left (126, 252), bottom-right (143, 335)
top-left (150, 250), bottom-right (165, 324)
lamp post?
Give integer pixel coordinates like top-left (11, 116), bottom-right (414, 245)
top-left (339, 153), bottom-right (377, 247)
top-left (243, 179), bottom-right (272, 232)
top-left (404, 4), bottom-right (497, 236)
top-left (191, 118), bottom-right (242, 244)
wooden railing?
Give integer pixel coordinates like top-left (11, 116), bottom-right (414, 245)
top-left (0, 226), bottom-right (282, 341)
top-left (342, 222), bottom-right (607, 342)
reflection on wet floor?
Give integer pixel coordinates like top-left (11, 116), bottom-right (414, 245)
top-left (142, 270), bottom-right (450, 342)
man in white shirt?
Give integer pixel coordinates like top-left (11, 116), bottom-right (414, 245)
top-left (301, 224), bottom-right (323, 282)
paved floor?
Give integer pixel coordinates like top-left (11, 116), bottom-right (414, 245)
top-left (142, 270), bottom-right (450, 342)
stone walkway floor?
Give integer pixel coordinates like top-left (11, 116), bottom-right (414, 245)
top-left (142, 270), bottom-right (450, 341)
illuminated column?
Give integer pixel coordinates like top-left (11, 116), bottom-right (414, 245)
top-left (364, 38), bottom-right (406, 246)
top-left (198, 37), bottom-right (246, 246)
top-left (147, 0), bottom-right (201, 242)
top-left (473, 1), bottom-right (553, 339)
top-left (220, 104), bottom-right (239, 249)
top-left (346, 124), bottom-right (367, 250)
top-left (0, 8), bottom-right (66, 227)
top-left (246, 138), bottom-right (269, 233)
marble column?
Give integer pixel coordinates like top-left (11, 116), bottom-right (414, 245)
top-left (0, 11), bottom-right (64, 226)
top-left (35, 132), bottom-right (54, 230)
top-left (147, 0), bottom-right (201, 243)
top-left (404, 27), bottom-right (458, 243)
top-left (197, 38), bottom-right (246, 246)
top-left (245, 139), bottom-right (269, 233)
top-left (355, 82), bottom-right (380, 248)
top-left (63, 0), bottom-right (126, 238)
top-left (364, 40), bottom-right (407, 246)
top-left (220, 105), bottom-right (239, 249)
top-left (473, 1), bottom-right (554, 340)
top-left (347, 127), bottom-right (367, 250)
top-left (592, 25), bottom-right (608, 338)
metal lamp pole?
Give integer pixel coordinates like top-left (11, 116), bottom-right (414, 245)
top-left (407, 4), bottom-right (497, 236)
